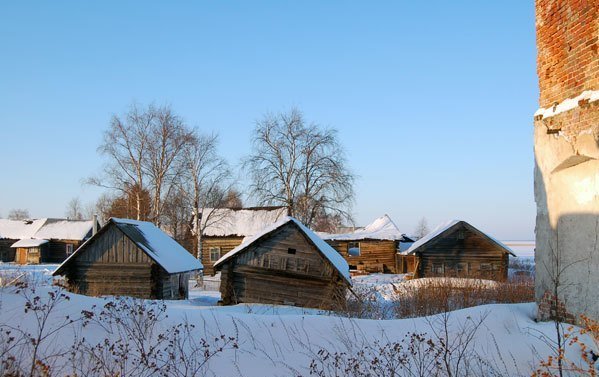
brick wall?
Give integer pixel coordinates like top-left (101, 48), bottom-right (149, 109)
top-left (536, 0), bottom-right (599, 108)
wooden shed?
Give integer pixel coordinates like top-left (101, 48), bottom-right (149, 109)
top-left (53, 218), bottom-right (203, 299)
top-left (214, 216), bottom-right (351, 310)
top-left (196, 207), bottom-right (286, 275)
top-left (322, 215), bottom-right (412, 274)
top-left (400, 220), bottom-right (516, 281)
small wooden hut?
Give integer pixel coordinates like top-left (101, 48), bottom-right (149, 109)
top-left (12, 239), bottom-right (49, 264)
top-left (322, 215), bottom-right (412, 274)
top-left (400, 220), bottom-right (515, 281)
top-left (197, 207), bottom-right (286, 275)
top-left (214, 216), bottom-right (351, 309)
top-left (53, 218), bottom-right (203, 299)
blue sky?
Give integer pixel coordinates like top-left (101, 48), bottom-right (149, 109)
top-left (0, 1), bottom-right (537, 239)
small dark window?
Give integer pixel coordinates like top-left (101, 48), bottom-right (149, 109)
top-left (457, 230), bottom-right (465, 240)
top-left (66, 244), bottom-right (74, 255)
top-left (287, 248), bottom-right (296, 255)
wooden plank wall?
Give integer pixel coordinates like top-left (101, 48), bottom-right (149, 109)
top-left (416, 224), bottom-right (509, 281)
top-left (326, 240), bottom-right (398, 273)
top-left (201, 236), bottom-right (244, 276)
top-left (219, 222), bottom-right (347, 309)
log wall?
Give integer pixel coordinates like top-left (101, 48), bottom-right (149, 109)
top-left (219, 222), bottom-right (347, 309)
top-left (326, 239), bottom-right (398, 273)
top-left (415, 224), bottom-right (509, 281)
top-left (201, 236), bottom-right (244, 276)
top-left (0, 239), bottom-right (16, 262)
top-left (43, 240), bottom-right (84, 263)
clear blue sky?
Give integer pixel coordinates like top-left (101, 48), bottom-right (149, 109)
top-left (0, 1), bottom-right (537, 239)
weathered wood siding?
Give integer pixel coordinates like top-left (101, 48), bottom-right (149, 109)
top-left (201, 236), bottom-right (244, 276)
top-left (219, 222), bottom-right (347, 309)
top-left (326, 239), bottom-right (398, 273)
top-left (0, 239), bottom-right (16, 262)
top-left (415, 223), bottom-right (509, 281)
top-left (63, 224), bottom-right (188, 299)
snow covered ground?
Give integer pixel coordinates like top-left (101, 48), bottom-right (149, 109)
top-left (0, 283), bottom-right (583, 376)
top-left (1, 257), bottom-right (591, 377)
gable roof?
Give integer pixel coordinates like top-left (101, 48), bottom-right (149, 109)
top-left (0, 219), bottom-right (47, 239)
top-left (213, 216), bottom-right (351, 284)
top-left (54, 218), bottom-right (203, 276)
top-left (200, 207), bottom-right (287, 237)
top-left (33, 219), bottom-right (94, 240)
top-left (404, 220), bottom-right (516, 256)
top-left (0, 218), bottom-right (95, 242)
top-left (322, 214), bottom-right (406, 241)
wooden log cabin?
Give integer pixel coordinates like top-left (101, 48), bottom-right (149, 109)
top-left (25, 219), bottom-right (97, 263)
top-left (0, 218), bottom-right (97, 264)
top-left (399, 220), bottom-right (516, 281)
top-left (197, 207), bottom-right (286, 276)
top-left (322, 215), bottom-right (413, 274)
top-left (53, 218), bottom-right (203, 299)
top-left (0, 218), bottom-right (47, 262)
top-left (214, 217), bottom-right (351, 310)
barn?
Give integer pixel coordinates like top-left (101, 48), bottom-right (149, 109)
top-left (214, 216), bottom-right (351, 309)
top-left (400, 220), bottom-right (515, 281)
top-left (53, 218), bottom-right (203, 299)
top-left (322, 215), bottom-right (413, 274)
top-left (197, 207), bottom-right (286, 275)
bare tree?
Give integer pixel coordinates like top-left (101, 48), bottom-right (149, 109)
top-left (87, 103), bottom-right (193, 224)
top-left (143, 107), bottom-right (194, 225)
top-left (65, 197), bottom-right (84, 220)
top-left (244, 108), bottom-right (355, 227)
top-left (181, 132), bottom-right (232, 259)
top-left (8, 209), bottom-right (30, 220)
top-left (414, 217), bottom-right (430, 239)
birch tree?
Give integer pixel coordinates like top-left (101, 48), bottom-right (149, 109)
top-left (181, 132), bottom-right (232, 259)
top-left (87, 104), bottom-right (153, 221)
top-left (245, 108), bottom-right (355, 228)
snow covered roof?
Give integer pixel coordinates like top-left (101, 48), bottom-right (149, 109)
top-left (11, 239), bottom-right (49, 248)
top-left (404, 220), bottom-right (516, 256)
top-left (201, 207), bottom-right (287, 237)
top-left (213, 216), bottom-right (351, 284)
top-left (33, 219), bottom-right (94, 241)
top-left (0, 219), bottom-right (47, 239)
top-left (0, 218), bottom-right (95, 241)
top-left (322, 214), bottom-right (406, 241)
top-left (54, 218), bottom-right (202, 276)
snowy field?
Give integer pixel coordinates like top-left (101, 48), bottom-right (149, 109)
top-left (0, 282), bottom-right (584, 376)
top-left (1, 250), bottom-right (592, 377)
